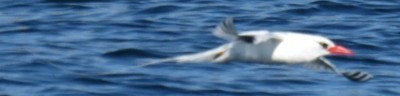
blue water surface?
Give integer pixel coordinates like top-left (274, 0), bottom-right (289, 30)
top-left (0, 0), bottom-right (400, 96)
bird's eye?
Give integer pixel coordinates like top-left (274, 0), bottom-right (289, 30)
top-left (319, 42), bottom-right (328, 49)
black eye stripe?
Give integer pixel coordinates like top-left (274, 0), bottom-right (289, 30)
top-left (319, 42), bottom-right (328, 49)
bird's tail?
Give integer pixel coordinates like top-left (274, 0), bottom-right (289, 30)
top-left (133, 44), bottom-right (231, 68)
top-left (133, 17), bottom-right (238, 68)
top-left (132, 58), bottom-right (177, 69)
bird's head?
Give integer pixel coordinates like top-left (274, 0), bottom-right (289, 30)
top-left (312, 37), bottom-right (354, 56)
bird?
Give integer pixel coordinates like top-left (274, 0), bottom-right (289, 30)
top-left (137, 17), bottom-right (373, 82)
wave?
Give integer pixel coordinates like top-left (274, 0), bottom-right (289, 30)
top-left (103, 48), bottom-right (168, 58)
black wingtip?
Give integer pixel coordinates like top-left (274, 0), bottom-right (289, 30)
top-left (342, 71), bottom-right (373, 82)
top-left (238, 35), bottom-right (255, 43)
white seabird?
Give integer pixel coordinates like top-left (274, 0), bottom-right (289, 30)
top-left (138, 18), bottom-right (373, 82)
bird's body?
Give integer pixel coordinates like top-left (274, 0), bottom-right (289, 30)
top-left (138, 18), bottom-right (373, 82)
top-left (229, 31), bottom-right (330, 64)
top-left (175, 31), bottom-right (331, 64)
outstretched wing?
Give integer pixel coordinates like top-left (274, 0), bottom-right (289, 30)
top-left (342, 71), bottom-right (373, 82)
top-left (213, 17), bottom-right (239, 41)
top-left (309, 57), bottom-right (373, 82)
top-left (307, 57), bottom-right (340, 74)
top-left (213, 17), bottom-right (284, 44)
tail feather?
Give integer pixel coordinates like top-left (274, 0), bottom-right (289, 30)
top-left (133, 58), bottom-right (176, 69)
top-left (133, 18), bottom-right (237, 68)
top-left (133, 44), bottom-right (231, 68)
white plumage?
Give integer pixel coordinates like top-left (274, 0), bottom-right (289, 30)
top-left (138, 18), bottom-right (372, 82)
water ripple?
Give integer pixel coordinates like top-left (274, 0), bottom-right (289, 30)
top-left (103, 48), bottom-right (168, 58)
top-left (0, 0), bottom-right (399, 95)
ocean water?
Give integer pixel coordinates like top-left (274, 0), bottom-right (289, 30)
top-left (0, 0), bottom-right (400, 96)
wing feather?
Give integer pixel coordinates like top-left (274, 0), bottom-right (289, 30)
top-left (213, 17), bottom-right (239, 40)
